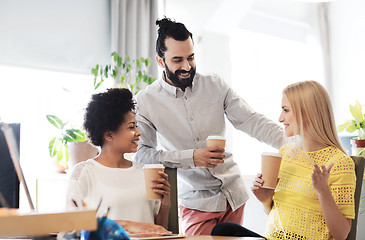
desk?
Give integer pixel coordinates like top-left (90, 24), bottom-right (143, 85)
top-left (171, 236), bottom-right (264, 240)
top-left (1, 235), bottom-right (265, 240)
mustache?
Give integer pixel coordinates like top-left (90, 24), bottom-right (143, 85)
top-left (175, 69), bottom-right (193, 75)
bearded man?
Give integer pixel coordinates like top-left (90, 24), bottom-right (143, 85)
top-left (134, 17), bottom-right (284, 235)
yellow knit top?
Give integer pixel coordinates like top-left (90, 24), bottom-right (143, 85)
top-left (264, 145), bottom-right (356, 240)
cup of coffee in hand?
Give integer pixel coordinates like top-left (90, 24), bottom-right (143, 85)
top-left (206, 135), bottom-right (226, 149)
top-left (261, 152), bottom-right (282, 189)
top-left (143, 164), bottom-right (165, 200)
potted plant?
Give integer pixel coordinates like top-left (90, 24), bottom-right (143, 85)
top-left (46, 114), bottom-right (87, 171)
top-left (338, 100), bottom-right (365, 156)
top-left (91, 52), bottom-right (156, 93)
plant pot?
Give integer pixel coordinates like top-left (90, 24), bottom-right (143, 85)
top-left (351, 139), bottom-right (365, 156)
top-left (68, 141), bottom-right (100, 170)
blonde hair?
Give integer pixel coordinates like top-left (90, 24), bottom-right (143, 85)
top-left (283, 80), bottom-right (346, 156)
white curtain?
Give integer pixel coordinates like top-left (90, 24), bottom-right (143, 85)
top-left (317, 3), bottom-right (332, 96)
top-left (111, 0), bottom-right (158, 77)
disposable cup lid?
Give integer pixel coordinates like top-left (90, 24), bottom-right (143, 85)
top-left (206, 135), bottom-right (226, 140)
top-left (261, 152), bottom-right (281, 158)
top-left (143, 164), bottom-right (165, 169)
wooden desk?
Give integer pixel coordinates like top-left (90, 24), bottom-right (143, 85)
top-left (172, 236), bottom-right (264, 240)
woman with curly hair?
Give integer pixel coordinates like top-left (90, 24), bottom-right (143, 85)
top-left (66, 88), bottom-right (171, 235)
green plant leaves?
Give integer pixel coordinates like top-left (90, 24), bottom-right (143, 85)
top-left (47, 114), bottom-right (86, 166)
top-left (350, 100), bottom-right (363, 121)
top-left (48, 137), bottom-right (68, 165)
top-left (46, 115), bottom-right (64, 130)
top-left (49, 137), bottom-right (61, 157)
top-left (338, 101), bottom-right (365, 139)
top-left (90, 52), bottom-right (156, 94)
top-left (64, 129), bottom-right (86, 142)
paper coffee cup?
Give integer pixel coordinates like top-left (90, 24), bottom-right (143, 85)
top-left (206, 135), bottom-right (226, 148)
top-left (143, 164), bottom-right (165, 200)
top-left (261, 152), bottom-right (282, 189)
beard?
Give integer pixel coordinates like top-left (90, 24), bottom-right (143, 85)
top-left (164, 61), bottom-right (196, 90)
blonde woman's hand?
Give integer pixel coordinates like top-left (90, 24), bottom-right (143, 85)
top-left (151, 172), bottom-right (171, 208)
top-left (251, 173), bottom-right (275, 203)
top-left (311, 162), bottom-right (334, 193)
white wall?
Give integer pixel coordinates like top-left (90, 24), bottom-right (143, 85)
top-left (329, 1), bottom-right (365, 238)
top-left (0, 0), bottom-right (110, 73)
top-left (330, 0), bottom-right (365, 126)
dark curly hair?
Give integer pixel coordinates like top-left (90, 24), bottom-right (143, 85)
top-left (83, 88), bottom-right (135, 147)
top-left (156, 17), bottom-right (193, 58)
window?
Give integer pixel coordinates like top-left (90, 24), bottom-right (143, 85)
top-left (229, 28), bottom-right (324, 175)
top-left (0, 65), bottom-right (101, 175)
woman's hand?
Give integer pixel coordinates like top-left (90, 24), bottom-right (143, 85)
top-left (151, 172), bottom-right (171, 208)
top-left (311, 162), bottom-right (334, 193)
top-left (116, 220), bottom-right (171, 234)
top-left (152, 171), bottom-right (171, 228)
top-left (311, 162), bottom-right (352, 239)
top-left (251, 173), bottom-right (276, 213)
top-left (251, 174), bottom-right (275, 202)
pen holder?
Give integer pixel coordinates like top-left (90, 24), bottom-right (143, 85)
top-left (81, 217), bottom-right (130, 240)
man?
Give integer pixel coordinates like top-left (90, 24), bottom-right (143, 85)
top-left (134, 17), bottom-right (284, 235)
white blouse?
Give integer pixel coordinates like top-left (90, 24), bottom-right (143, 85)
top-left (66, 159), bottom-right (160, 223)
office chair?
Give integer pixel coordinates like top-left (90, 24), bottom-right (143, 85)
top-left (211, 222), bottom-right (266, 238)
top-left (346, 156), bottom-right (365, 240)
top-left (165, 167), bottom-right (179, 234)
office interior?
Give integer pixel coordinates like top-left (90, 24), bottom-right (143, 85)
top-left (0, 0), bottom-right (365, 238)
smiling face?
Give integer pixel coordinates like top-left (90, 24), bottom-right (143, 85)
top-left (156, 37), bottom-right (196, 90)
top-left (107, 111), bottom-right (141, 153)
top-left (279, 94), bottom-right (297, 137)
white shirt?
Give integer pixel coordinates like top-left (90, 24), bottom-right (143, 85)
top-left (66, 160), bottom-right (160, 223)
top-left (134, 72), bottom-right (284, 212)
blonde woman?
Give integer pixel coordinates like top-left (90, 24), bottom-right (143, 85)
top-left (252, 81), bottom-right (356, 240)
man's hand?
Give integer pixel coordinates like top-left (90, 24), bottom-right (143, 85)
top-left (193, 146), bottom-right (225, 168)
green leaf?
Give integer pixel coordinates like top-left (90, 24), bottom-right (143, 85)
top-left (145, 58), bottom-right (151, 67)
top-left (125, 55), bottom-right (130, 62)
top-left (148, 76), bottom-right (156, 85)
top-left (94, 77), bottom-right (104, 90)
top-left (46, 115), bottom-right (64, 130)
top-left (142, 74), bottom-right (148, 83)
top-left (136, 59), bottom-right (141, 69)
top-left (358, 148), bottom-right (365, 156)
top-left (112, 68), bottom-right (118, 79)
top-left (112, 52), bottom-right (119, 62)
top-left (346, 125), bottom-right (358, 133)
top-left (350, 100), bottom-right (363, 121)
top-left (337, 122), bottom-right (351, 132)
top-left (120, 75), bottom-right (126, 84)
top-left (64, 129), bottom-right (86, 142)
top-left (138, 71), bottom-right (142, 80)
top-left (104, 65), bottom-right (109, 78)
top-left (57, 144), bottom-right (64, 162)
top-left (49, 137), bottom-right (59, 157)
top-left (94, 65), bottom-right (99, 76)
top-left (117, 56), bottom-right (122, 67)
top-left (91, 67), bottom-right (97, 76)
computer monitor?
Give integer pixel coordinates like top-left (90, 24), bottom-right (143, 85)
top-left (0, 123), bottom-right (20, 208)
